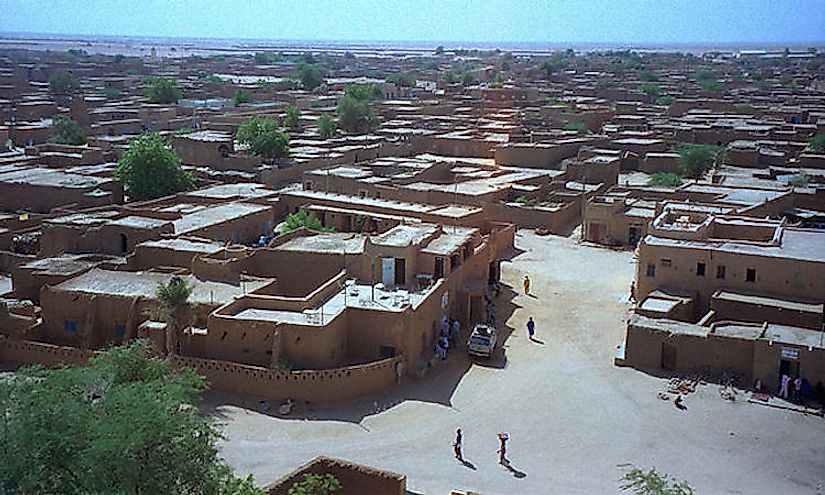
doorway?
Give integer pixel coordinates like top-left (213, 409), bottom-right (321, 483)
top-left (119, 233), bottom-right (128, 254)
top-left (661, 342), bottom-right (677, 370)
top-left (394, 257), bottom-right (406, 285)
top-left (588, 223), bottom-right (601, 242)
top-left (628, 226), bottom-right (641, 246)
top-left (434, 258), bottom-right (445, 280)
top-left (780, 359), bottom-right (800, 378)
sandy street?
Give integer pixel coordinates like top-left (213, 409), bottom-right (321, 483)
top-left (214, 230), bottom-right (825, 494)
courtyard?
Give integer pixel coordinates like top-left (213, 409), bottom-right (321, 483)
top-left (213, 230), bottom-right (825, 494)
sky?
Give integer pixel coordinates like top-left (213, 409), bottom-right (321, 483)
top-left (1, 0), bottom-right (824, 46)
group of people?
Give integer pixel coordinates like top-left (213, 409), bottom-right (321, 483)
top-left (435, 317), bottom-right (461, 360)
top-left (452, 429), bottom-right (512, 466)
top-left (754, 374), bottom-right (821, 404)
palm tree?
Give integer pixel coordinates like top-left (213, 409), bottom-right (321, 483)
top-left (152, 276), bottom-right (194, 355)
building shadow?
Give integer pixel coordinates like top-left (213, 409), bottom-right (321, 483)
top-left (470, 283), bottom-right (520, 370)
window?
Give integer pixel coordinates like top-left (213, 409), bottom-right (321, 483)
top-left (646, 263), bottom-right (656, 277)
top-left (746, 268), bottom-right (756, 282)
top-left (64, 320), bottom-right (77, 332)
top-left (115, 324), bottom-right (126, 337)
top-left (716, 265), bottom-right (726, 279)
top-left (661, 259), bottom-right (672, 267)
top-left (696, 262), bottom-right (706, 276)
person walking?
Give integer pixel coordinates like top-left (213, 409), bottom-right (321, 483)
top-left (497, 432), bottom-right (509, 465)
top-left (453, 428), bottom-right (463, 460)
top-left (527, 316), bottom-right (536, 340)
top-left (779, 373), bottom-right (790, 399)
top-left (523, 275), bottom-right (531, 295)
top-left (793, 376), bottom-right (803, 402)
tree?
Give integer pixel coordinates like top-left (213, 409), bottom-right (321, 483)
top-left (236, 116), bottom-right (289, 160)
top-left (0, 341), bottom-right (266, 495)
top-left (677, 143), bottom-right (722, 179)
top-left (288, 473), bottom-right (341, 495)
top-left (441, 69), bottom-right (457, 84)
top-left (152, 276), bottom-right (194, 356)
top-left (48, 115), bottom-right (86, 145)
top-left (385, 72), bottom-right (416, 87)
top-left (618, 464), bottom-right (693, 495)
top-left (337, 95), bottom-right (379, 134)
top-left (461, 69), bottom-right (476, 86)
top-left (317, 113), bottom-right (337, 139)
top-left (656, 95), bottom-right (674, 106)
top-left (48, 71), bottom-right (78, 95)
top-left (788, 174), bottom-right (809, 187)
top-left (298, 64), bottom-right (326, 91)
top-left (564, 122), bottom-right (589, 135)
top-left (647, 172), bottom-right (683, 187)
top-left (253, 52), bottom-right (281, 64)
top-left (808, 134), bottom-right (825, 153)
top-left (344, 83), bottom-right (382, 101)
top-left (144, 77), bottom-right (182, 104)
top-left (284, 106), bottom-right (302, 131)
top-left (435, 45), bottom-right (445, 55)
top-left (278, 210), bottom-right (334, 234)
top-left (232, 89), bottom-right (252, 106)
top-left (638, 83), bottom-right (661, 98)
top-left (103, 86), bottom-right (122, 99)
top-left (114, 133), bottom-right (195, 200)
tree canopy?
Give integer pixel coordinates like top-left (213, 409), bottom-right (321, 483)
top-left (236, 116), bottom-right (290, 160)
top-left (337, 95), bottom-right (379, 134)
top-left (288, 473), bottom-right (341, 495)
top-left (676, 143), bottom-right (722, 179)
top-left (278, 210), bottom-right (334, 234)
top-left (564, 122), bottom-right (589, 135)
top-left (49, 115), bottom-right (87, 145)
top-left (298, 64), bottom-right (326, 91)
top-left (48, 71), bottom-right (79, 95)
top-left (316, 113), bottom-right (337, 139)
top-left (284, 106), bottom-right (302, 131)
top-left (647, 172), bottom-right (683, 187)
top-left (0, 340), bottom-right (265, 495)
top-left (144, 77), bottom-right (182, 104)
top-left (385, 72), bottom-right (416, 87)
top-left (619, 464), bottom-right (693, 495)
top-left (809, 134), bottom-right (825, 153)
top-left (153, 276), bottom-right (194, 355)
top-left (232, 89), bottom-right (252, 106)
top-left (114, 133), bottom-right (195, 200)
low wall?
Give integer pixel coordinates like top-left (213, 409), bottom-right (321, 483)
top-left (171, 354), bottom-right (403, 403)
top-left (0, 338), bottom-right (403, 403)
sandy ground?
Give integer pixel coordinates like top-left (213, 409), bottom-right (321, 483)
top-left (212, 230), bottom-right (825, 494)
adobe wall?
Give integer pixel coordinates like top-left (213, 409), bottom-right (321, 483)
top-left (710, 296), bottom-right (822, 330)
top-left (171, 353), bottom-right (403, 402)
top-left (265, 457), bottom-right (406, 495)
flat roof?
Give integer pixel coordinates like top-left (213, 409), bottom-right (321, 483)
top-left (0, 167), bottom-right (111, 189)
top-left (372, 224), bottom-right (439, 247)
top-left (173, 202), bottom-right (269, 235)
top-left (186, 183), bottom-right (276, 200)
top-left (421, 227), bottom-right (477, 256)
top-left (713, 290), bottom-right (824, 314)
top-left (275, 233), bottom-right (366, 254)
top-left (137, 237), bottom-right (225, 254)
top-left (51, 269), bottom-right (268, 304)
top-left (108, 215), bottom-right (171, 230)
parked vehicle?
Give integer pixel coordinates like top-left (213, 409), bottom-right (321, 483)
top-left (467, 323), bottom-right (497, 358)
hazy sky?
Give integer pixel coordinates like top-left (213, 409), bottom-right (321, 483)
top-left (1, 0), bottom-right (824, 45)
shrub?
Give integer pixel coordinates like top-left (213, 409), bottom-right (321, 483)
top-left (647, 172), bottom-right (683, 187)
top-left (236, 116), bottom-right (289, 160)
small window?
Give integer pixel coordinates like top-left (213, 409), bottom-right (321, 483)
top-left (64, 320), bottom-right (77, 332)
top-left (661, 259), bottom-right (672, 267)
top-left (646, 263), bottom-right (656, 277)
top-left (716, 265), bottom-right (726, 279)
top-left (115, 324), bottom-right (126, 337)
top-left (696, 262), bottom-right (706, 276)
top-left (746, 268), bottom-right (756, 282)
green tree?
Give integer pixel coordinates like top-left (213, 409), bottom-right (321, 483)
top-left (298, 64), bottom-right (326, 91)
top-left (48, 71), bottom-right (78, 95)
top-left (0, 341), bottom-right (265, 495)
top-left (656, 95), bottom-right (675, 106)
top-left (564, 122), bottom-right (589, 135)
top-left (288, 473), bottom-right (341, 495)
top-left (284, 106), bottom-right (302, 131)
top-left (317, 113), bottom-right (337, 139)
top-left (638, 68), bottom-right (659, 82)
top-left (441, 69), bottom-right (457, 84)
top-left (236, 116), bottom-right (290, 160)
top-left (788, 174), bottom-right (809, 187)
top-left (677, 143), bottom-right (722, 179)
top-left (638, 83), bottom-right (661, 98)
top-left (619, 464), bottom-right (693, 495)
top-left (337, 95), bottom-right (379, 134)
top-left (461, 69), bottom-right (476, 86)
top-left (144, 77), bottom-right (182, 104)
top-left (385, 72), bottom-right (416, 87)
top-left (114, 133), bottom-right (195, 200)
top-left (253, 52), bottom-right (280, 64)
top-left (278, 210), bottom-right (334, 234)
top-left (344, 83), bottom-right (382, 101)
top-left (808, 134), bottom-right (825, 153)
top-left (103, 86), bottom-right (122, 99)
top-left (232, 89), bottom-right (252, 106)
top-left (48, 115), bottom-right (86, 145)
top-left (152, 276), bottom-right (194, 356)
top-left (435, 45), bottom-right (445, 55)
top-left (647, 172), bottom-right (683, 187)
